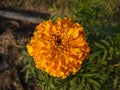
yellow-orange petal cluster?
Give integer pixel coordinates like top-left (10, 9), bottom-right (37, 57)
top-left (27, 17), bottom-right (90, 79)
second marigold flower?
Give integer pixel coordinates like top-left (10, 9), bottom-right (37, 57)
top-left (27, 17), bottom-right (90, 79)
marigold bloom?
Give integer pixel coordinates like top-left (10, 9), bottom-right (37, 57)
top-left (27, 17), bottom-right (90, 79)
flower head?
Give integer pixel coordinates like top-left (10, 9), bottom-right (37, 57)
top-left (27, 17), bottom-right (90, 79)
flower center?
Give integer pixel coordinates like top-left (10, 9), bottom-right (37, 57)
top-left (56, 37), bottom-right (62, 45)
top-left (50, 33), bottom-right (70, 53)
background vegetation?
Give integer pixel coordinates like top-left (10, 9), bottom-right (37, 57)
top-left (0, 0), bottom-right (120, 90)
top-left (19, 0), bottom-right (120, 90)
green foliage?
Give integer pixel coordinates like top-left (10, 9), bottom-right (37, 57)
top-left (18, 44), bottom-right (37, 82)
top-left (18, 0), bottom-right (120, 90)
top-left (49, 0), bottom-right (72, 21)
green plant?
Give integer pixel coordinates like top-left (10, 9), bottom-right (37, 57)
top-left (18, 44), bottom-right (37, 83)
top-left (18, 0), bottom-right (120, 90)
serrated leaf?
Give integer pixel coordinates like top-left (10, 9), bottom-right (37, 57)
top-left (95, 42), bottom-right (105, 49)
top-left (89, 50), bottom-right (102, 60)
top-left (113, 76), bottom-right (119, 88)
top-left (20, 65), bottom-right (29, 72)
top-left (49, 77), bottom-right (56, 89)
top-left (108, 47), bottom-right (114, 60)
top-left (69, 85), bottom-right (78, 90)
top-left (25, 70), bottom-right (30, 82)
top-left (78, 77), bottom-right (85, 90)
top-left (36, 77), bottom-right (45, 84)
top-left (70, 77), bottom-right (77, 86)
top-left (31, 67), bottom-right (36, 77)
top-left (101, 39), bottom-right (110, 46)
top-left (85, 83), bottom-right (90, 90)
top-left (102, 49), bottom-right (107, 60)
top-left (87, 78), bottom-right (100, 87)
top-left (81, 74), bottom-right (97, 77)
top-left (94, 42), bottom-right (108, 60)
top-left (63, 83), bottom-right (67, 90)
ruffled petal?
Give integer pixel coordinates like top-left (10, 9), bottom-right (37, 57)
top-left (27, 17), bottom-right (90, 79)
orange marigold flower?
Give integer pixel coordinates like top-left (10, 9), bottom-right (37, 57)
top-left (27, 17), bottom-right (90, 79)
